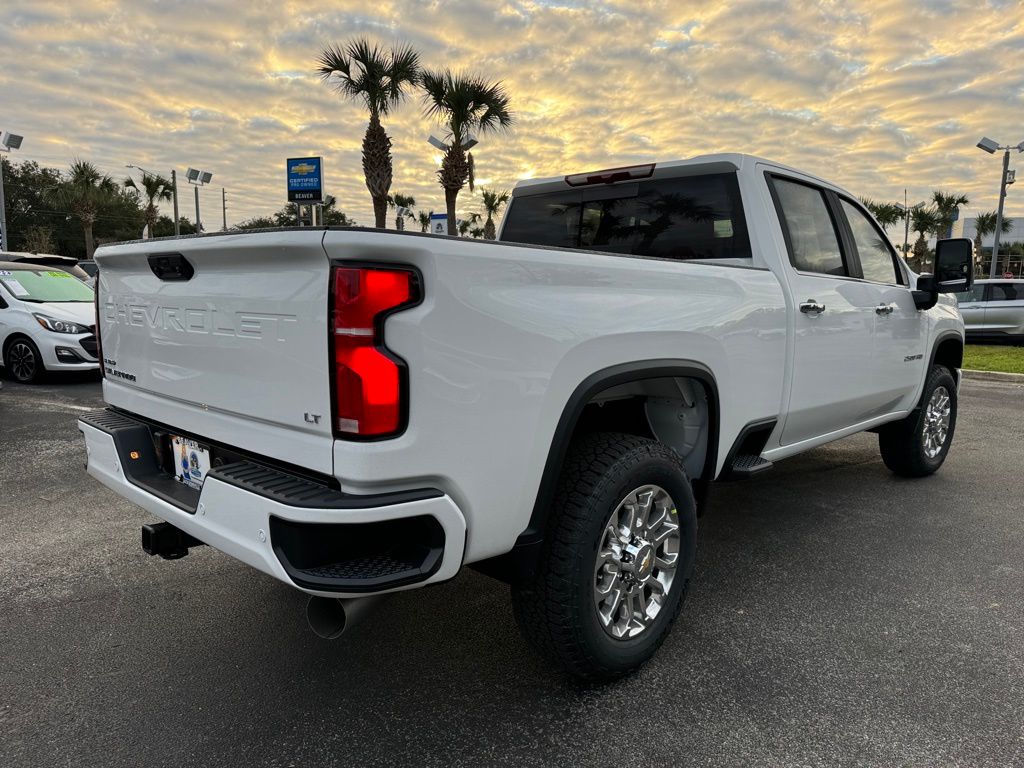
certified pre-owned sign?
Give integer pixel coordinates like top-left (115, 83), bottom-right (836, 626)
top-left (287, 156), bottom-right (323, 202)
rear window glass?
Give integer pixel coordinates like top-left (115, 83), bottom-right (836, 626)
top-left (990, 283), bottom-right (1023, 301)
top-left (501, 173), bottom-right (752, 261)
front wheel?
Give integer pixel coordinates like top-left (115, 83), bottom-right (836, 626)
top-left (4, 337), bottom-right (45, 383)
top-left (878, 365), bottom-right (958, 477)
top-left (511, 432), bottom-right (697, 681)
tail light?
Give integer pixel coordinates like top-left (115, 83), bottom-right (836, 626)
top-left (330, 265), bottom-right (421, 438)
top-left (94, 276), bottom-right (104, 377)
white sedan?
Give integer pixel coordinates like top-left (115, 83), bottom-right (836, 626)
top-left (0, 262), bottom-right (99, 383)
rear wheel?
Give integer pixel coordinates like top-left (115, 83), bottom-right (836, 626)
top-left (511, 432), bottom-right (697, 681)
top-left (878, 365), bottom-right (958, 477)
top-left (4, 337), bottom-right (45, 383)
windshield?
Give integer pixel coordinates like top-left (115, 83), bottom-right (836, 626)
top-left (0, 268), bottom-right (94, 302)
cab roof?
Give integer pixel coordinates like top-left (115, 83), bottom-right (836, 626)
top-left (511, 153), bottom-right (836, 196)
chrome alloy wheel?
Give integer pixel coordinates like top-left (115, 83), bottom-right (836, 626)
top-left (8, 341), bottom-right (37, 382)
top-left (593, 484), bottom-right (681, 640)
top-left (922, 385), bottom-right (951, 459)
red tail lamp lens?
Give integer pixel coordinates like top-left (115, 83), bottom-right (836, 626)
top-left (331, 266), bottom-right (417, 437)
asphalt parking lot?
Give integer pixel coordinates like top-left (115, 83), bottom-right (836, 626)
top-left (2, 375), bottom-right (1023, 767)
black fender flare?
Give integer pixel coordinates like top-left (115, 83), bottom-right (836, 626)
top-left (928, 330), bottom-right (964, 375)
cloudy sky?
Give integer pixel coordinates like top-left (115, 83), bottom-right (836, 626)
top-left (2, 0), bottom-right (1023, 229)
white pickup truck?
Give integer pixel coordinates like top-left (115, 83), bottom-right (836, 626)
top-left (79, 154), bottom-right (973, 680)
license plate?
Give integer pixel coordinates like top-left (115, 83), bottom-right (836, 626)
top-left (171, 436), bottom-right (211, 490)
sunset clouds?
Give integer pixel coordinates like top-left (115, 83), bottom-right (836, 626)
top-left (2, 0), bottom-right (1022, 226)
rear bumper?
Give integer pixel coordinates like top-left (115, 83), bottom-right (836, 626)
top-left (78, 410), bottom-right (466, 598)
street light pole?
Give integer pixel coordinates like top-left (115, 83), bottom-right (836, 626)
top-left (185, 168), bottom-right (213, 234)
top-left (991, 148), bottom-right (1011, 279)
top-left (194, 185), bottom-right (201, 233)
top-left (171, 169), bottom-right (180, 236)
top-left (0, 155), bottom-right (8, 251)
top-left (976, 136), bottom-right (1023, 279)
top-left (0, 131), bottom-right (25, 251)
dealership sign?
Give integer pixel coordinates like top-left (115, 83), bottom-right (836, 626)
top-left (287, 157), bottom-right (323, 202)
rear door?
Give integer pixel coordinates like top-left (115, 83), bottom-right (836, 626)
top-left (767, 174), bottom-right (882, 445)
top-left (985, 282), bottom-right (1024, 335)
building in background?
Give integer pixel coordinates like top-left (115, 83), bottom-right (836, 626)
top-left (954, 217), bottom-right (1024, 277)
top-left (955, 217), bottom-right (1024, 246)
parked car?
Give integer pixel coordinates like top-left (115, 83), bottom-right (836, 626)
top-left (78, 153), bottom-right (970, 680)
top-left (77, 260), bottom-right (98, 279)
top-left (954, 279), bottom-right (1024, 343)
top-left (0, 261), bottom-right (99, 382)
top-left (0, 251), bottom-right (92, 283)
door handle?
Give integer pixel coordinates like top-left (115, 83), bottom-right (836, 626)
top-left (875, 303), bottom-right (895, 316)
top-left (800, 300), bottom-right (826, 315)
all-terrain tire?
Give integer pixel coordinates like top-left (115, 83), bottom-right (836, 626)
top-left (511, 432), bottom-right (698, 681)
top-left (878, 365), bottom-right (958, 477)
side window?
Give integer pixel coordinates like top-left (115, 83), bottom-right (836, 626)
top-left (840, 199), bottom-right (902, 285)
top-left (990, 283), bottom-right (1022, 301)
top-left (955, 285), bottom-right (986, 303)
top-left (771, 177), bottom-right (846, 276)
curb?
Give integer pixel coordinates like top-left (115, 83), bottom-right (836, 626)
top-left (962, 369), bottom-right (1024, 383)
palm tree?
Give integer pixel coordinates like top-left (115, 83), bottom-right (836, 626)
top-left (317, 39), bottom-right (420, 228)
top-left (388, 193), bottom-right (416, 230)
top-left (931, 190), bottom-right (969, 240)
top-left (49, 160), bottom-right (117, 258)
top-left (479, 188), bottom-right (510, 240)
top-left (457, 212), bottom-right (481, 237)
top-left (909, 207), bottom-right (939, 273)
top-left (417, 210), bottom-right (432, 233)
top-left (860, 198), bottom-right (903, 231)
top-left (973, 211), bottom-right (1014, 274)
top-left (125, 173), bottom-right (173, 238)
top-left (420, 69), bottom-right (513, 233)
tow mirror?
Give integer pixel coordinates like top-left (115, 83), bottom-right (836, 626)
top-left (933, 238), bottom-right (974, 293)
top-left (913, 238), bottom-right (974, 310)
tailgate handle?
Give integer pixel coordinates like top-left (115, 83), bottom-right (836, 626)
top-left (148, 253), bottom-right (194, 281)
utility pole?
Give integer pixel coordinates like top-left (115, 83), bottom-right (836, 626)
top-left (222, 187), bottom-right (227, 231)
top-left (903, 189), bottom-right (910, 257)
top-left (171, 169), bottom-right (180, 236)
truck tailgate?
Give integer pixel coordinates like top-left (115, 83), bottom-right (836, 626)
top-left (94, 230), bottom-right (335, 474)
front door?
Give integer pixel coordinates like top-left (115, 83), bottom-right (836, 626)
top-left (837, 197), bottom-right (927, 414)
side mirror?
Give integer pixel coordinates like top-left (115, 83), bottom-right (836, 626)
top-left (913, 238), bottom-right (974, 311)
top-left (933, 237), bottom-right (974, 293)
